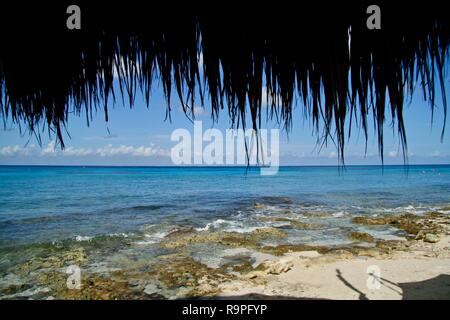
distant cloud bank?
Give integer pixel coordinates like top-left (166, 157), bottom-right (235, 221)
top-left (0, 141), bottom-right (170, 158)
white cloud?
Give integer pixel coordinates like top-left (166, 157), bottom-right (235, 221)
top-left (41, 140), bottom-right (57, 156)
top-left (95, 144), bottom-right (169, 157)
top-left (0, 145), bottom-right (22, 156)
top-left (0, 141), bottom-right (170, 158)
top-left (0, 144), bottom-right (37, 156)
top-left (63, 146), bottom-right (95, 157)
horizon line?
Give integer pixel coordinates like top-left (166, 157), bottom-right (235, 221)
top-left (1, 164), bottom-right (449, 168)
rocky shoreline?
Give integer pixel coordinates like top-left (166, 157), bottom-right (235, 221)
top-left (1, 210), bottom-right (449, 300)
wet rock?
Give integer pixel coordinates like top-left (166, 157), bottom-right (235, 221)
top-left (34, 271), bottom-right (67, 295)
top-left (161, 232), bottom-right (224, 249)
top-left (13, 256), bottom-right (64, 274)
top-left (62, 247), bottom-right (87, 265)
top-left (160, 228), bottom-right (287, 250)
top-left (250, 227), bottom-right (287, 239)
top-left (348, 232), bottom-right (375, 242)
top-left (221, 255), bottom-right (255, 274)
top-left (261, 244), bottom-right (331, 256)
top-left (425, 211), bottom-right (447, 218)
top-left (259, 216), bottom-right (323, 230)
top-left (149, 254), bottom-right (234, 297)
top-left (11, 247), bottom-right (87, 275)
top-left (302, 211), bottom-right (333, 218)
top-left (352, 214), bottom-right (444, 239)
top-left (1, 283), bottom-right (33, 296)
top-left (289, 221), bottom-right (323, 230)
top-left (261, 241), bottom-right (399, 259)
top-left (59, 275), bottom-right (141, 300)
top-left (352, 216), bottom-right (397, 226)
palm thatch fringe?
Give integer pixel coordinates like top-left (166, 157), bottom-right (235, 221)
top-left (0, 1), bottom-right (449, 163)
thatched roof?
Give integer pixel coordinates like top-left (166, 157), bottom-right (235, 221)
top-left (0, 1), bottom-right (449, 163)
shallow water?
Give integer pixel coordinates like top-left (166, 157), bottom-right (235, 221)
top-left (0, 165), bottom-right (449, 298)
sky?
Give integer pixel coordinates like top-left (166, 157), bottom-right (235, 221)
top-left (1, 72), bottom-right (449, 166)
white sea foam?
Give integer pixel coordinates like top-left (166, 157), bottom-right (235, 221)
top-left (108, 233), bottom-right (129, 238)
top-left (75, 233), bottom-right (129, 242)
top-left (134, 240), bottom-right (158, 245)
top-left (134, 231), bottom-right (170, 245)
top-left (332, 211), bottom-right (347, 217)
top-left (372, 204), bottom-right (443, 215)
top-left (224, 226), bottom-right (264, 233)
top-left (195, 219), bottom-right (230, 232)
top-left (269, 221), bottom-right (291, 228)
top-left (75, 235), bottom-right (93, 242)
top-left (195, 218), bottom-right (267, 234)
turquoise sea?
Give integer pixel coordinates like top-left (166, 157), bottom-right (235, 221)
top-left (0, 165), bottom-right (449, 298)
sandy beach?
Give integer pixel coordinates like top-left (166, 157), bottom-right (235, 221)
top-left (217, 237), bottom-right (450, 300)
top-left (212, 213), bottom-right (450, 300)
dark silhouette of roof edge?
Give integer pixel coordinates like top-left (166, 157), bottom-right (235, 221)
top-left (0, 1), bottom-right (448, 164)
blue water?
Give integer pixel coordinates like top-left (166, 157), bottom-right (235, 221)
top-left (1, 165), bottom-right (449, 249)
top-left (0, 165), bottom-right (450, 298)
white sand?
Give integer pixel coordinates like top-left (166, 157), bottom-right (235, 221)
top-left (217, 234), bottom-right (450, 300)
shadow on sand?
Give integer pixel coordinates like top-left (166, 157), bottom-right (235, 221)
top-left (198, 271), bottom-right (450, 300)
top-left (335, 269), bottom-right (450, 300)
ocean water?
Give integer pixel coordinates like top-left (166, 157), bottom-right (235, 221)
top-left (0, 165), bottom-right (449, 298)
